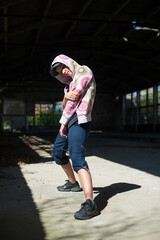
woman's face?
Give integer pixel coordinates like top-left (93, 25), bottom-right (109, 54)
top-left (56, 64), bottom-right (72, 77)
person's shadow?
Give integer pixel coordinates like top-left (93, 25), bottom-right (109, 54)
top-left (93, 182), bottom-right (141, 212)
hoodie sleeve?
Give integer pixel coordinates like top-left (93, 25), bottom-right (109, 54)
top-left (59, 66), bottom-right (93, 125)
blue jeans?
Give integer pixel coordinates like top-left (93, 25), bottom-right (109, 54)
top-left (53, 121), bottom-right (91, 173)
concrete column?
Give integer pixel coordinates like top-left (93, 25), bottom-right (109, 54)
top-left (153, 85), bottom-right (157, 132)
top-left (0, 97), bottom-right (3, 132)
top-left (122, 95), bottom-right (126, 130)
top-left (136, 91), bottom-right (140, 132)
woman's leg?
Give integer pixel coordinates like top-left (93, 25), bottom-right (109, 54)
top-left (77, 168), bottom-right (93, 201)
top-left (68, 122), bottom-right (93, 201)
top-left (53, 132), bottom-right (76, 183)
top-left (61, 161), bottom-right (76, 183)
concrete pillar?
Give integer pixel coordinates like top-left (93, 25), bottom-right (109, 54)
top-left (153, 85), bottom-right (157, 132)
top-left (122, 95), bottom-right (125, 130)
top-left (136, 91), bottom-right (140, 132)
top-left (0, 97), bottom-right (3, 132)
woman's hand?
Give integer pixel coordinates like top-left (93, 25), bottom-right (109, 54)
top-left (62, 88), bottom-right (81, 109)
top-left (59, 124), bottom-right (67, 138)
top-left (65, 88), bottom-right (79, 101)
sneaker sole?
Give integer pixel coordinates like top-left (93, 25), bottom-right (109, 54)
top-left (74, 210), bottom-right (100, 220)
top-left (71, 188), bottom-right (82, 192)
top-left (57, 187), bottom-right (82, 192)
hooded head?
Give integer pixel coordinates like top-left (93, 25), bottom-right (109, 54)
top-left (50, 62), bottom-right (61, 77)
top-left (50, 54), bottom-right (81, 85)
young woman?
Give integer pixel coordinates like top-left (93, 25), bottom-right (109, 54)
top-left (50, 54), bottom-right (99, 220)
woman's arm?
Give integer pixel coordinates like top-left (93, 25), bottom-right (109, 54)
top-left (60, 67), bottom-right (93, 126)
top-left (62, 95), bottom-right (68, 110)
top-left (62, 88), bottom-right (79, 109)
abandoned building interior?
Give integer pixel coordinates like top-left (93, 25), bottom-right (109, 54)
top-left (0, 0), bottom-right (160, 134)
top-left (0, 1), bottom-right (160, 239)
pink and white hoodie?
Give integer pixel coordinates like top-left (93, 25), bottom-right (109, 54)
top-left (50, 54), bottom-right (96, 126)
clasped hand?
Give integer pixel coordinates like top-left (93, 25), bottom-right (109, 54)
top-left (65, 88), bottom-right (79, 101)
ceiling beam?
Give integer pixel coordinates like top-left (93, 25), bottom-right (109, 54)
top-left (64, 0), bottom-right (93, 39)
top-left (100, 64), bottom-right (154, 85)
top-left (30, 0), bottom-right (53, 57)
top-left (112, 0), bottom-right (131, 15)
top-left (0, 13), bottom-right (158, 26)
top-left (108, 26), bottom-right (134, 48)
top-left (149, 54), bottom-right (160, 62)
top-left (146, 33), bottom-right (160, 44)
top-left (3, 7), bottom-right (8, 53)
top-left (0, 13), bottom-right (158, 41)
top-left (1, 30), bottom-right (160, 51)
top-left (1, 39), bottom-right (160, 71)
top-left (0, 0), bottom-right (25, 9)
top-left (146, 4), bottom-right (160, 18)
top-left (93, 23), bottom-right (107, 38)
top-left (88, 50), bottom-right (160, 72)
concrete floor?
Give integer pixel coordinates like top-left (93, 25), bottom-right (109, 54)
top-left (0, 132), bottom-right (160, 240)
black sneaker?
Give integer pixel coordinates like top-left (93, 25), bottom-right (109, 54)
top-left (57, 180), bottom-right (81, 192)
top-left (74, 199), bottom-right (100, 220)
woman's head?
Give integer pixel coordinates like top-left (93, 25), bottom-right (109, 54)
top-left (50, 62), bottom-right (72, 77)
top-left (50, 54), bottom-right (80, 85)
top-left (56, 63), bottom-right (72, 77)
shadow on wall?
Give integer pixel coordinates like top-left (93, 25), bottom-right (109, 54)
top-left (0, 166), bottom-right (45, 240)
